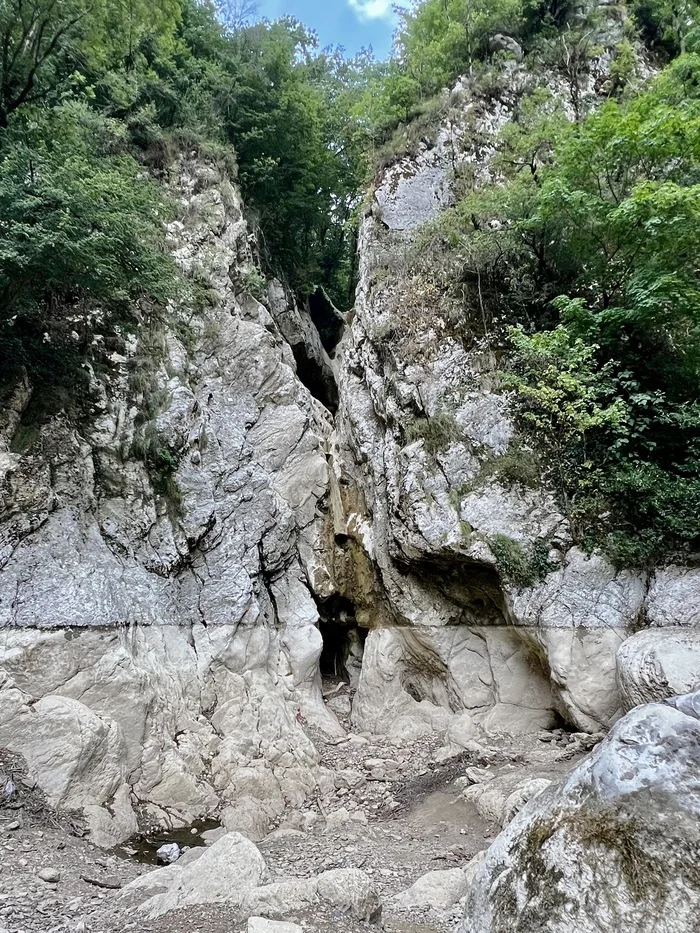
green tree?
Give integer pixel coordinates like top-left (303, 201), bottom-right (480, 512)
top-left (0, 0), bottom-right (86, 127)
top-left (477, 55), bottom-right (700, 560)
top-left (0, 108), bottom-right (175, 388)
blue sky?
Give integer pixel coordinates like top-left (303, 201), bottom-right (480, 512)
top-left (255, 0), bottom-right (396, 57)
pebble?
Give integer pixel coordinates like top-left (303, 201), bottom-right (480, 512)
top-left (156, 842), bottom-right (181, 864)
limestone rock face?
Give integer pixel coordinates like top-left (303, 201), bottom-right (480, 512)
top-left (617, 629), bottom-right (700, 710)
top-left (351, 626), bottom-right (558, 742)
top-left (0, 159), bottom-right (337, 839)
top-left (0, 625), bottom-right (333, 837)
top-left (461, 692), bottom-right (700, 933)
top-left (330, 55), bottom-right (700, 744)
top-left (0, 680), bottom-right (126, 810)
top-left (3, 51), bottom-right (700, 861)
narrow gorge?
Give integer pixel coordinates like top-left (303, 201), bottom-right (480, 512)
top-left (1, 1), bottom-right (700, 931)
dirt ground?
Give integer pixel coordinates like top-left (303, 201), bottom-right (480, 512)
top-left (0, 683), bottom-right (595, 933)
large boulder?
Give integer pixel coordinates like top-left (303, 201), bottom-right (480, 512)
top-left (0, 676), bottom-right (126, 810)
top-left (461, 691), bottom-right (700, 933)
top-left (248, 921), bottom-right (303, 933)
top-left (240, 880), bottom-right (319, 920)
top-left (316, 868), bottom-right (381, 921)
top-left (122, 832), bottom-right (270, 919)
top-left (393, 867), bottom-right (471, 910)
top-left (240, 868), bottom-right (380, 923)
top-left (617, 629), bottom-right (700, 710)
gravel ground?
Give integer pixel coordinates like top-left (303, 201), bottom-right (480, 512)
top-left (0, 684), bottom-right (593, 933)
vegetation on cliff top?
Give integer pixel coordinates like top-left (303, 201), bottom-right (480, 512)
top-left (386, 1), bottom-right (700, 566)
top-left (0, 0), bottom-right (367, 398)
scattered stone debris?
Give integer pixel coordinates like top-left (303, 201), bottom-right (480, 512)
top-left (0, 725), bottom-right (590, 933)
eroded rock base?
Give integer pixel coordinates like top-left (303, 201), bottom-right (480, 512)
top-left (0, 721), bottom-right (590, 933)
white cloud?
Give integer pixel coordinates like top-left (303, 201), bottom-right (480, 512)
top-left (347, 0), bottom-right (396, 22)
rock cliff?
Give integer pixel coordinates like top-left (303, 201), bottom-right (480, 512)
top-left (328, 53), bottom-right (700, 754)
top-left (1, 27), bottom-right (700, 892)
top-left (0, 158), bottom-right (338, 845)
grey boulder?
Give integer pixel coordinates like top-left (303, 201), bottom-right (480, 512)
top-left (461, 691), bottom-right (700, 933)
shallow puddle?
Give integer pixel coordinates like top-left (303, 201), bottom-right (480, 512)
top-left (116, 818), bottom-right (222, 864)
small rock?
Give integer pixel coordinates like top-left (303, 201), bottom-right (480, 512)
top-left (363, 758), bottom-right (384, 770)
top-left (248, 920), bottom-right (303, 933)
top-left (156, 842), bottom-right (181, 864)
top-left (5, 822), bottom-right (20, 832)
top-left (37, 868), bottom-right (60, 884)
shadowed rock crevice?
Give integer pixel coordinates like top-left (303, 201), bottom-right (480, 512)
top-left (394, 551), bottom-right (510, 626)
top-left (307, 286), bottom-right (346, 355)
top-left (316, 593), bottom-right (366, 686)
top-left (289, 342), bottom-right (339, 413)
top-left (266, 280), bottom-right (340, 413)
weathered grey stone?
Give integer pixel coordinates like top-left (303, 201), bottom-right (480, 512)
top-left (617, 629), bottom-right (700, 710)
top-left (461, 692), bottom-right (700, 933)
top-left (352, 626), bottom-right (557, 742)
top-left (0, 626), bottom-right (333, 840)
top-left (248, 920), bottom-right (304, 933)
top-left (393, 867), bottom-right (470, 910)
top-left (156, 843), bottom-right (181, 865)
top-left (489, 34), bottom-right (523, 59)
top-left (123, 831), bottom-right (269, 918)
top-left (241, 880), bottom-right (318, 919)
top-left (316, 868), bottom-right (381, 921)
top-left (645, 567), bottom-right (700, 626)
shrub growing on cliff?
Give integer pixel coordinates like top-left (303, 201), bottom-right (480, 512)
top-left (488, 534), bottom-right (553, 586)
top-left (0, 109), bottom-right (176, 393)
top-left (430, 53), bottom-right (700, 564)
top-left (404, 412), bottom-right (462, 453)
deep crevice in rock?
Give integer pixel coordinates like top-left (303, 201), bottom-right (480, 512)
top-left (307, 286), bottom-right (346, 356)
top-left (290, 342), bottom-right (339, 413)
top-left (395, 551), bottom-right (509, 626)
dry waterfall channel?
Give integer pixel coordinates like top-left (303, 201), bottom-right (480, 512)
top-left (1, 72), bottom-right (700, 933)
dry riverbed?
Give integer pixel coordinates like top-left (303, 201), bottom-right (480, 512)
top-left (0, 686), bottom-right (596, 933)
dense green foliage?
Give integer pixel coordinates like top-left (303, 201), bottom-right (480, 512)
top-left (0, 0), bottom-right (366, 401)
top-left (419, 49), bottom-right (700, 564)
top-left (0, 110), bottom-right (175, 390)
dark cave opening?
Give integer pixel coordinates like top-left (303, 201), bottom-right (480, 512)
top-left (318, 595), bottom-right (366, 684)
